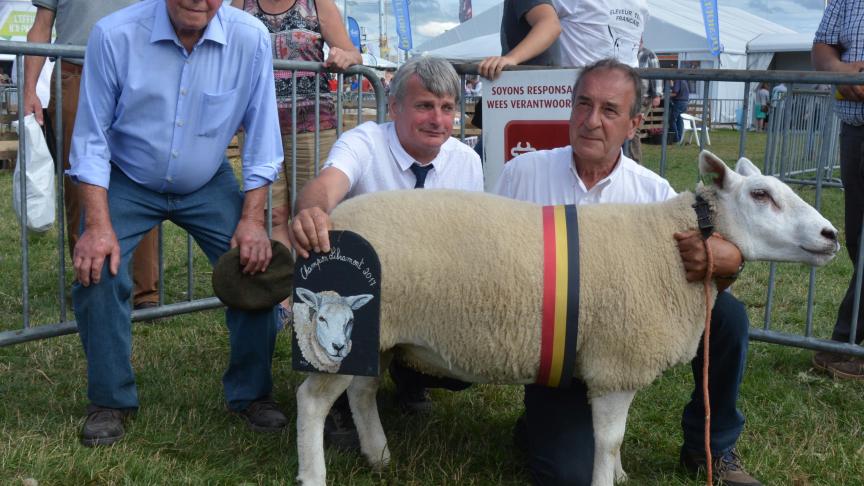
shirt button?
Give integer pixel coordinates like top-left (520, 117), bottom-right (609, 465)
top-left (180, 88), bottom-right (188, 96)
top-left (172, 150), bottom-right (178, 158)
top-left (176, 120), bottom-right (184, 127)
top-left (166, 176), bottom-right (173, 182)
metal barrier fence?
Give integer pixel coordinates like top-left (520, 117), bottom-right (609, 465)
top-left (764, 90), bottom-right (842, 187)
top-left (3, 44), bottom-right (864, 360)
top-left (0, 40), bottom-right (385, 346)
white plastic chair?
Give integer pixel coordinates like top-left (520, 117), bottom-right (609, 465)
top-left (678, 113), bottom-right (711, 147)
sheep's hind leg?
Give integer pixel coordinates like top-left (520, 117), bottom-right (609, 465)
top-left (296, 373), bottom-right (354, 486)
top-left (590, 390), bottom-right (636, 486)
top-left (347, 375), bottom-right (390, 468)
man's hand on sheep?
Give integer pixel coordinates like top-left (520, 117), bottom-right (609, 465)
top-left (289, 207), bottom-right (334, 259)
top-left (674, 230), bottom-right (744, 290)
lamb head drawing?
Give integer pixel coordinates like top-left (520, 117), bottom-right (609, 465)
top-left (294, 288), bottom-right (374, 372)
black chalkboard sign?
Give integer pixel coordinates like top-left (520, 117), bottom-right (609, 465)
top-left (291, 231), bottom-right (381, 376)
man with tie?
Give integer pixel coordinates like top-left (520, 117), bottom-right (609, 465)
top-left (288, 55), bottom-right (482, 443)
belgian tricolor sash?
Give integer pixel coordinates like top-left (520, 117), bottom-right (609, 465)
top-left (536, 205), bottom-right (580, 388)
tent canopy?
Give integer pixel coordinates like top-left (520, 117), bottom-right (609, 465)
top-left (417, 0), bottom-right (796, 62)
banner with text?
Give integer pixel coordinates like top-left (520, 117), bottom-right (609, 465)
top-left (481, 69), bottom-right (578, 191)
top-left (394, 0), bottom-right (413, 51)
top-left (347, 16), bottom-right (361, 51)
top-left (700, 0), bottom-right (721, 57)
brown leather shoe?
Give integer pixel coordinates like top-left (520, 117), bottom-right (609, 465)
top-left (234, 397), bottom-right (287, 433)
top-left (81, 405), bottom-right (131, 447)
top-left (812, 351), bottom-right (864, 380)
top-left (680, 447), bottom-right (762, 486)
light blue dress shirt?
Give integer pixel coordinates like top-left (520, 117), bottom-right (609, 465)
top-left (69, 0), bottom-right (283, 194)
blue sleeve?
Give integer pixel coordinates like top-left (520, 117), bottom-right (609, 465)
top-left (814, 0), bottom-right (844, 45)
top-left (67, 23), bottom-right (120, 189)
top-left (240, 31), bottom-right (283, 191)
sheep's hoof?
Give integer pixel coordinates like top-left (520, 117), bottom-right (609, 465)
top-left (614, 470), bottom-right (628, 484)
top-left (367, 449), bottom-right (391, 471)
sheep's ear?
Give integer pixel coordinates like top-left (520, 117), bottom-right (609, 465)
top-left (295, 287), bottom-right (320, 310)
top-left (698, 150), bottom-right (733, 189)
top-left (345, 294), bottom-right (374, 311)
top-left (735, 157), bottom-right (762, 177)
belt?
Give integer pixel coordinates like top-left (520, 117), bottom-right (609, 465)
top-left (60, 62), bottom-right (83, 74)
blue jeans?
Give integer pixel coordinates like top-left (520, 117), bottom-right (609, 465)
top-left (72, 162), bottom-right (278, 412)
top-left (522, 291), bottom-right (749, 485)
top-left (670, 100), bottom-right (689, 143)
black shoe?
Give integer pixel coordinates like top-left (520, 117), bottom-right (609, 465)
top-left (680, 446), bottom-right (763, 486)
top-left (324, 394), bottom-right (360, 450)
top-left (133, 301), bottom-right (159, 310)
top-left (81, 404), bottom-right (130, 447)
top-left (389, 361), bottom-right (432, 414)
top-left (235, 397), bottom-right (287, 433)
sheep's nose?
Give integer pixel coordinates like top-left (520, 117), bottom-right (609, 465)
top-left (332, 343), bottom-right (344, 352)
top-left (822, 228), bottom-right (838, 242)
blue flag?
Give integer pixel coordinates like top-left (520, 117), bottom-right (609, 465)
top-left (700, 0), bottom-right (721, 56)
top-left (394, 0), bottom-right (412, 51)
top-left (347, 16), bottom-right (361, 51)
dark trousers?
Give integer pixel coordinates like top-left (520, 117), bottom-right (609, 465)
top-left (670, 100), bottom-right (689, 143)
top-left (834, 123), bottom-right (864, 345)
top-left (523, 292), bottom-right (749, 486)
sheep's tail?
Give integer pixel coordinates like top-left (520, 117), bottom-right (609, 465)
top-left (702, 241), bottom-right (714, 486)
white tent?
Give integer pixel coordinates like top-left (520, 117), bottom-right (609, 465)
top-left (747, 32), bottom-right (814, 71)
top-left (417, 0), bottom-right (796, 122)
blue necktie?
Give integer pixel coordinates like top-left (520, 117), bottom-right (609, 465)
top-left (409, 163), bottom-right (433, 189)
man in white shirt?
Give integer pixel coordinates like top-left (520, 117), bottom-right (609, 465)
top-left (496, 59), bottom-right (762, 486)
top-left (288, 55), bottom-right (483, 445)
top-left (553, 0), bottom-right (646, 68)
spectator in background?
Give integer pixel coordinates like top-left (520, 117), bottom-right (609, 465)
top-left (771, 82), bottom-right (788, 103)
top-left (553, 0), bottom-right (645, 68)
top-left (232, 0), bottom-right (361, 326)
top-left (23, 0), bottom-right (162, 311)
top-left (812, 0), bottom-right (864, 379)
top-left (625, 39), bottom-right (661, 163)
top-left (669, 78), bottom-right (690, 143)
top-left (464, 75), bottom-right (483, 97)
top-left (478, 0), bottom-right (561, 80)
top-left (754, 83), bottom-right (770, 131)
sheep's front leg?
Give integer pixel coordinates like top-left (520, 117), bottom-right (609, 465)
top-left (347, 376), bottom-right (390, 468)
top-left (590, 390), bottom-right (636, 486)
top-left (296, 373), bottom-right (354, 486)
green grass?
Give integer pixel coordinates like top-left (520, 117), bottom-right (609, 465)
top-left (1, 130), bottom-right (863, 485)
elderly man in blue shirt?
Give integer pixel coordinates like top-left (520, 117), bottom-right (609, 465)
top-left (68, 0), bottom-right (284, 446)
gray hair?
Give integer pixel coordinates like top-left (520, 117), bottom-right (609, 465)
top-left (572, 58), bottom-right (643, 118)
top-left (390, 56), bottom-right (461, 104)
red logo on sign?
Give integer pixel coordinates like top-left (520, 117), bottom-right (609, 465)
top-left (504, 120), bottom-right (570, 162)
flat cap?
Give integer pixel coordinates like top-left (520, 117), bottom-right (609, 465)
top-left (212, 240), bottom-right (294, 311)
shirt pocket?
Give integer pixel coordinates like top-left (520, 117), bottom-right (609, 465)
top-left (197, 88), bottom-right (237, 138)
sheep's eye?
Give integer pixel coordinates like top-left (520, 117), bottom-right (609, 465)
top-left (317, 316), bottom-right (325, 322)
top-left (750, 189), bottom-right (770, 202)
top-left (345, 319), bottom-right (354, 329)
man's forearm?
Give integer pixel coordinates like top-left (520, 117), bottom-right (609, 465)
top-left (812, 43), bottom-right (844, 72)
top-left (79, 183), bottom-right (112, 229)
top-left (294, 179), bottom-right (336, 215)
top-left (23, 8), bottom-right (55, 98)
top-left (240, 185), bottom-right (269, 224)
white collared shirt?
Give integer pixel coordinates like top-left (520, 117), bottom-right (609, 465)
top-left (493, 146), bottom-right (675, 205)
top-left (323, 121), bottom-right (484, 198)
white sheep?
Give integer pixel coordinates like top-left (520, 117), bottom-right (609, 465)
top-left (293, 152), bottom-right (839, 486)
top-left (294, 288), bottom-right (374, 373)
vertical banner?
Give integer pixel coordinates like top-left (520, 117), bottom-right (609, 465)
top-left (347, 16), bottom-right (361, 51)
top-left (394, 0), bottom-right (413, 51)
top-left (459, 0), bottom-right (473, 23)
top-left (700, 0), bottom-right (721, 56)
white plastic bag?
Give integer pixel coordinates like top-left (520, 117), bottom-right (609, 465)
top-left (12, 114), bottom-right (55, 232)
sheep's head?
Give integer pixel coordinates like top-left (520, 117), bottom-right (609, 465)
top-left (295, 288), bottom-right (374, 364)
top-left (698, 150), bottom-right (839, 266)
